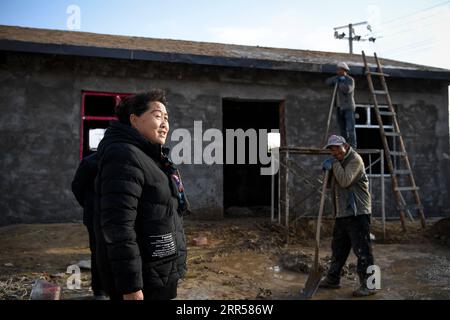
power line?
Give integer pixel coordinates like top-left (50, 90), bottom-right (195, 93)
top-left (369, 8), bottom-right (450, 37)
top-left (378, 0), bottom-right (450, 26)
top-left (381, 37), bottom-right (447, 57)
top-left (332, 21), bottom-right (372, 53)
top-left (382, 39), bottom-right (435, 55)
top-left (374, 15), bottom-right (449, 39)
top-left (333, 2), bottom-right (450, 53)
top-left (387, 9), bottom-right (448, 28)
top-left (387, 44), bottom-right (435, 58)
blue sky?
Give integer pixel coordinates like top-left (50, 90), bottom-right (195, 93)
top-left (1, 0), bottom-right (449, 69)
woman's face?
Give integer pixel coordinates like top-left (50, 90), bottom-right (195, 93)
top-left (130, 101), bottom-right (169, 145)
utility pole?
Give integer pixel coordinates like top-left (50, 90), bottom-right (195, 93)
top-left (334, 21), bottom-right (375, 54)
top-left (348, 23), bottom-right (353, 54)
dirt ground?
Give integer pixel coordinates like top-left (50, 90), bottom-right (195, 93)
top-left (1, 216), bottom-right (450, 300)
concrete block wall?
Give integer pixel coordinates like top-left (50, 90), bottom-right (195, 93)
top-left (0, 51), bottom-right (448, 225)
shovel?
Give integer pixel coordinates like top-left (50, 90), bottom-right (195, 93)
top-left (301, 170), bottom-right (329, 299)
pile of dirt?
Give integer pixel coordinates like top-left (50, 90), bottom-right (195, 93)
top-left (184, 216), bottom-right (431, 256)
top-left (224, 206), bottom-right (272, 218)
top-left (185, 220), bottom-right (287, 254)
top-left (358, 218), bottom-right (431, 244)
top-left (320, 255), bottom-right (358, 281)
top-left (184, 217), bottom-right (337, 257)
top-left (427, 218), bottom-right (450, 247)
top-left (278, 249), bottom-right (312, 273)
top-left (356, 217), bottom-right (450, 245)
top-left (277, 249), bottom-right (357, 280)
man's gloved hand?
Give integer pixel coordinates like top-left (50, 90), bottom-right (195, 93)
top-left (322, 158), bottom-right (334, 171)
top-left (338, 76), bottom-right (346, 82)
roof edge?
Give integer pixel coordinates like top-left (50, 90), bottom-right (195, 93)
top-left (2, 39), bottom-right (450, 81)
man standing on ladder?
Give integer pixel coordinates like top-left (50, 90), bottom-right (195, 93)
top-left (326, 62), bottom-right (357, 149)
top-left (319, 135), bottom-right (376, 297)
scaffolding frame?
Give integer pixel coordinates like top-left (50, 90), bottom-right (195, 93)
top-left (271, 147), bottom-right (387, 239)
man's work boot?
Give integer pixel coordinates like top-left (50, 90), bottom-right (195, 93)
top-left (318, 277), bottom-right (341, 289)
top-left (352, 286), bottom-right (377, 297)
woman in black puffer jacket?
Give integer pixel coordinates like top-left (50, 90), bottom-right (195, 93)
top-left (94, 89), bottom-right (189, 300)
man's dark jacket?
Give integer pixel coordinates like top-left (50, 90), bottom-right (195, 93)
top-left (72, 153), bottom-right (97, 227)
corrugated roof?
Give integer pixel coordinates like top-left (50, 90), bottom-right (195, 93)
top-left (1, 25), bottom-right (450, 80)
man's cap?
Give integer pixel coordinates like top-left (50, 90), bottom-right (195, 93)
top-left (325, 135), bottom-right (347, 149)
top-left (337, 62), bottom-right (350, 72)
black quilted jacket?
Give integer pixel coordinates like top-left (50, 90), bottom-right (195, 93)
top-left (94, 121), bottom-right (187, 296)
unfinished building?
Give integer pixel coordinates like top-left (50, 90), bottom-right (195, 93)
top-left (0, 25), bottom-right (449, 225)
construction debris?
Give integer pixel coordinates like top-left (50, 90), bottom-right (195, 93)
top-left (1, 218), bottom-right (449, 300)
top-left (0, 275), bottom-right (32, 300)
top-left (278, 250), bottom-right (312, 273)
top-left (50, 272), bottom-right (66, 279)
top-left (29, 279), bottom-right (61, 300)
top-left (256, 288), bottom-right (272, 299)
top-left (278, 250), bottom-right (357, 280)
top-left (193, 236), bottom-right (208, 246)
top-left (427, 217), bottom-right (450, 247)
top-left (76, 260), bottom-right (91, 270)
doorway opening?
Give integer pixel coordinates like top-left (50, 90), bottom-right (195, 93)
top-left (222, 99), bottom-right (281, 217)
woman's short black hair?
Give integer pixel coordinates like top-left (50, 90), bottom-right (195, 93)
top-left (115, 89), bottom-right (167, 125)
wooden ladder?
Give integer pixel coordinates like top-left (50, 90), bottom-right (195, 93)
top-left (361, 51), bottom-right (426, 231)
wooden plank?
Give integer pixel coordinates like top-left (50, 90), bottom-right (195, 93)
top-left (365, 71), bottom-right (390, 77)
top-left (385, 131), bottom-right (401, 136)
top-left (394, 169), bottom-right (411, 175)
top-left (390, 151), bottom-right (407, 156)
top-left (379, 111), bottom-right (396, 116)
top-left (395, 186), bottom-right (420, 191)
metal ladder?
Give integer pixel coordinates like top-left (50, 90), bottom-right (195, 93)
top-left (361, 51), bottom-right (426, 231)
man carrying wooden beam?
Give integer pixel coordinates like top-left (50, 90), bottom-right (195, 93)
top-left (326, 62), bottom-right (357, 149)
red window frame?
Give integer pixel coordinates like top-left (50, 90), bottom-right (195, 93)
top-left (79, 91), bottom-right (132, 160)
